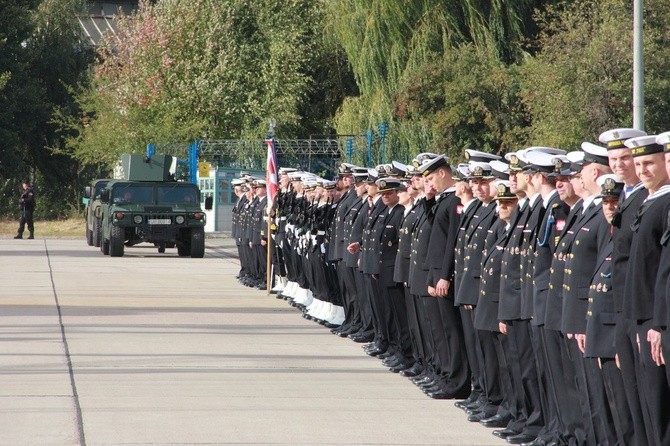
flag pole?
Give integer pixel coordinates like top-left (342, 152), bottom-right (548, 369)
top-left (266, 201), bottom-right (273, 294)
top-left (264, 128), bottom-right (278, 295)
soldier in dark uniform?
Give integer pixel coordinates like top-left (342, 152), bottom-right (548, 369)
top-left (455, 158), bottom-right (501, 422)
top-left (395, 165), bottom-right (430, 378)
top-left (560, 143), bottom-right (614, 445)
top-left (656, 132), bottom-right (670, 417)
top-left (586, 174), bottom-right (635, 445)
top-left (524, 148), bottom-right (568, 444)
top-left (414, 155), bottom-right (470, 400)
top-left (621, 135), bottom-right (670, 446)
top-left (330, 164), bottom-right (364, 336)
top-left (270, 167), bottom-right (297, 294)
top-left (475, 181), bottom-right (517, 430)
top-left (15, 180), bottom-right (36, 239)
top-left (599, 128), bottom-right (651, 446)
top-left (343, 170), bottom-right (373, 342)
top-left (232, 179), bottom-right (249, 280)
top-left (541, 154), bottom-right (586, 446)
top-left (250, 179), bottom-right (268, 290)
top-left (372, 177), bottom-right (413, 372)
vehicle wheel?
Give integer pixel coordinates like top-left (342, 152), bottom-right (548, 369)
top-left (177, 245), bottom-right (190, 257)
top-left (109, 226), bottom-right (125, 257)
top-left (86, 220), bottom-right (93, 246)
top-left (190, 227), bottom-right (205, 258)
top-left (101, 237), bottom-right (110, 255)
top-left (158, 243), bottom-right (166, 254)
top-left (93, 218), bottom-right (101, 247)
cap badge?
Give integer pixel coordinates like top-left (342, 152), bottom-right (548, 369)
top-left (379, 180), bottom-right (387, 189)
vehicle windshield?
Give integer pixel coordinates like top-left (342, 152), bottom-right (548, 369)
top-left (94, 181), bottom-right (109, 199)
top-left (157, 185), bottom-right (198, 204)
top-left (112, 185), bottom-right (154, 204)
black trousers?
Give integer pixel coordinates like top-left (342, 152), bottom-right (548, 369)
top-left (476, 329), bottom-right (503, 416)
top-left (18, 208), bottom-right (34, 236)
top-left (381, 281), bottom-right (413, 365)
top-left (460, 307), bottom-right (484, 403)
top-left (507, 320), bottom-right (543, 437)
top-left (629, 320), bottom-right (670, 446)
top-left (615, 319), bottom-right (651, 445)
top-left (404, 288), bottom-right (425, 364)
top-left (601, 357), bottom-right (636, 446)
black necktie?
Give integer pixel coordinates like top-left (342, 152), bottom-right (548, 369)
top-left (630, 201), bottom-right (652, 232)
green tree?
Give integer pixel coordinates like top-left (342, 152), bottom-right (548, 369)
top-left (520, 0), bottom-right (670, 148)
top-left (69, 0), bottom-right (355, 167)
top-left (0, 0), bottom-right (93, 219)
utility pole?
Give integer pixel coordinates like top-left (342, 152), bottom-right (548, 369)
top-left (633, 0), bottom-right (644, 131)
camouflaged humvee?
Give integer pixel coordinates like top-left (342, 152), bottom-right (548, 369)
top-left (97, 155), bottom-right (209, 257)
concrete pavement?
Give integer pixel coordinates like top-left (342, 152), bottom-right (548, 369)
top-left (0, 238), bottom-right (504, 445)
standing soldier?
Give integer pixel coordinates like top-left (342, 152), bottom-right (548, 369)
top-left (599, 127), bottom-right (650, 446)
top-left (622, 135), bottom-right (670, 446)
top-left (15, 180), bottom-right (35, 239)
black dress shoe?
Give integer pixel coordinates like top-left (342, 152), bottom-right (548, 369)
top-left (389, 363), bottom-right (412, 373)
top-left (492, 428), bottom-right (519, 439)
top-left (506, 433), bottom-right (536, 444)
top-left (467, 411), bottom-right (487, 422)
top-left (454, 400), bottom-right (469, 410)
top-left (399, 363), bottom-right (423, 377)
top-left (480, 414), bottom-right (512, 428)
top-left (349, 332), bottom-right (374, 343)
top-left (426, 390), bottom-right (456, 399)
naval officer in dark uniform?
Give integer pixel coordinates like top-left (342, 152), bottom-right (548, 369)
top-left (622, 135), bottom-right (670, 446)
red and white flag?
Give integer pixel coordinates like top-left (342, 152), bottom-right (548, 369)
top-left (265, 138), bottom-right (279, 213)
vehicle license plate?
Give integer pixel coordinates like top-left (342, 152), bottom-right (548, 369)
top-left (148, 219), bottom-right (171, 225)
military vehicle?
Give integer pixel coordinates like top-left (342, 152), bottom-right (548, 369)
top-left (83, 179), bottom-right (111, 247)
top-left (97, 154), bottom-right (210, 258)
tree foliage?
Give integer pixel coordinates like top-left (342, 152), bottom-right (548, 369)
top-left (0, 0), bottom-right (93, 219)
top-left (520, 0), bottom-right (670, 149)
top-left (69, 0), bottom-right (356, 165)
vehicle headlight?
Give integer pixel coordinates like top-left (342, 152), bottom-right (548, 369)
top-left (133, 215), bottom-right (143, 224)
top-left (175, 215), bottom-right (185, 224)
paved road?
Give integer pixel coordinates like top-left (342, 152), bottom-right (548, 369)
top-left (0, 238), bottom-right (504, 445)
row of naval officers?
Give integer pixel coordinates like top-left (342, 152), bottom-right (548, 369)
top-left (231, 128), bottom-right (670, 446)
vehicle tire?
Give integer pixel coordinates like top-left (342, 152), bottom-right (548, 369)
top-left (109, 225), bottom-right (125, 257)
top-left (158, 243), bottom-right (166, 254)
top-left (93, 218), bottom-right (101, 247)
top-left (177, 244), bottom-right (190, 257)
top-left (190, 227), bottom-right (205, 258)
top-left (86, 219), bottom-right (93, 246)
top-left (101, 237), bottom-right (110, 255)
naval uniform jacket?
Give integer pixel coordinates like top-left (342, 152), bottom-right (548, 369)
top-left (520, 195), bottom-right (546, 320)
top-left (498, 200), bottom-right (531, 321)
top-left (393, 199), bottom-right (423, 284)
top-left (544, 199), bottom-right (583, 331)
top-left (654, 206), bottom-right (670, 331)
top-left (475, 219), bottom-right (508, 332)
top-left (456, 202), bottom-right (497, 306)
top-left (342, 197), bottom-right (367, 269)
top-left (585, 239), bottom-right (616, 358)
top-left (561, 200), bottom-right (609, 335)
top-left (233, 194), bottom-right (248, 243)
top-left (331, 188), bottom-right (358, 262)
top-left (611, 185), bottom-right (647, 313)
top-left (377, 204), bottom-right (405, 287)
top-left (623, 187), bottom-right (670, 323)
top-left (531, 192), bottom-right (569, 326)
top-left (409, 197), bottom-right (435, 296)
top-left (425, 188), bottom-right (460, 290)
top-left (454, 199), bottom-right (482, 299)
top-left (360, 197), bottom-right (387, 275)
top-left (251, 196), bottom-right (268, 245)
